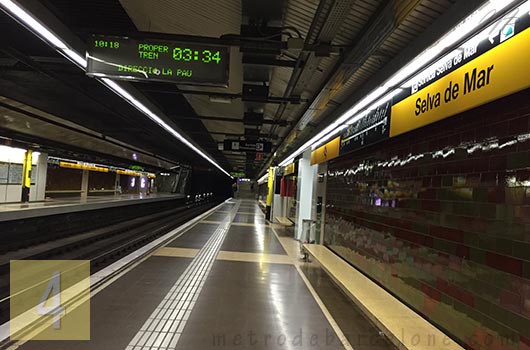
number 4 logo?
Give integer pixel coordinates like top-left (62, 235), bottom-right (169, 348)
top-left (36, 271), bottom-right (66, 329)
top-left (10, 260), bottom-right (90, 340)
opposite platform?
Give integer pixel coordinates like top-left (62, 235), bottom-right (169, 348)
top-left (0, 193), bottom-right (184, 222)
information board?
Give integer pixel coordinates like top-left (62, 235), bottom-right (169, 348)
top-left (8, 164), bottom-right (22, 184)
top-left (87, 35), bottom-right (230, 86)
top-left (0, 163), bottom-right (8, 184)
top-left (340, 100), bottom-right (391, 155)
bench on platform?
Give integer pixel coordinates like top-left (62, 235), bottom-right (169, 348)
top-left (275, 216), bottom-right (294, 226)
top-left (304, 244), bottom-right (464, 350)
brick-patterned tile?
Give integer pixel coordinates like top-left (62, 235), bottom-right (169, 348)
top-left (326, 89), bottom-right (530, 350)
top-left (430, 225), bottom-right (464, 243)
top-left (509, 116), bottom-right (530, 136)
top-left (485, 252), bottom-right (524, 276)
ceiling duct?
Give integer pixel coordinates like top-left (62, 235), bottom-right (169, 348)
top-left (243, 111), bottom-right (264, 126)
top-left (241, 83), bottom-right (270, 102)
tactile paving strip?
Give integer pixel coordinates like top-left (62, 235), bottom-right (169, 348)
top-left (124, 200), bottom-right (239, 350)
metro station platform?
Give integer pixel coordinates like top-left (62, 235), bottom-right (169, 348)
top-left (4, 199), bottom-right (395, 350)
top-left (0, 193), bottom-right (184, 222)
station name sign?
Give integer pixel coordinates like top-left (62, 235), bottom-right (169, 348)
top-left (390, 9), bottom-right (530, 137)
top-left (87, 35), bottom-right (229, 86)
top-left (337, 3), bottom-right (530, 157)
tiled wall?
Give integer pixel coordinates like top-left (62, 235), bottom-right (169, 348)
top-left (325, 89), bottom-right (530, 350)
top-left (46, 166), bottom-right (82, 190)
top-left (88, 171), bottom-right (116, 191)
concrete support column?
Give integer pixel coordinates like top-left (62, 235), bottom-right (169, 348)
top-left (139, 175), bottom-right (148, 195)
top-left (35, 152), bottom-right (48, 201)
top-left (314, 162), bottom-right (328, 244)
top-left (265, 167), bottom-right (274, 221)
top-left (81, 169), bottom-right (89, 200)
top-left (272, 172), bottom-right (283, 223)
top-left (295, 149), bottom-right (316, 241)
top-left (115, 173), bottom-right (121, 195)
top-left (173, 170), bottom-right (181, 194)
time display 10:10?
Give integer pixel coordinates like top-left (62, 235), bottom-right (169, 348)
top-left (173, 48), bottom-right (221, 64)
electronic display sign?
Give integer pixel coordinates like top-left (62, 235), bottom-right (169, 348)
top-left (87, 35), bottom-right (229, 86)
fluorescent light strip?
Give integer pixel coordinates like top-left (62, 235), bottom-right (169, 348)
top-left (63, 48), bottom-right (87, 67)
top-left (403, 1), bottom-right (530, 90)
top-left (0, 0), bottom-right (232, 179)
top-left (311, 125), bottom-right (347, 150)
top-left (101, 78), bottom-right (232, 178)
top-left (385, 0), bottom-right (517, 89)
top-left (0, 0), bottom-right (64, 48)
top-left (0, 0), bottom-right (87, 68)
top-left (276, 0), bottom-right (519, 167)
top-left (257, 173), bottom-right (268, 184)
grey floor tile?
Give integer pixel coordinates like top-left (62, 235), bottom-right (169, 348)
top-left (167, 223), bottom-right (219, 249)
top-left (221, 226), bottom-right (286, 255)
top-left (233, 213), bottom-right (266, 224)
top-left (177, 261), bottom-right (346, 350)
top-left (18, 256), bottom-right (192, 350)
top-left (207, 212), bottom-right (230, 221)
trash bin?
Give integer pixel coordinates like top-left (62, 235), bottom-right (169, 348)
top-left (301, 219), bottom-right (313, 243)
top-left (300, 219), bottom-right (315, 261)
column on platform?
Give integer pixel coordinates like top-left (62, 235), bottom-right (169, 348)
top-left (20, 149), bottom-right (32, 202)
top-left (33, 152), bottom-right (48, 201)
top-left (80, 169), bottom-right (89, 200)
top-left (265, 167), bottom-right (274, 221)
top-left (313, 162), bottom-right (327, 244)
top-left (272, 169), bottom-right (283, 223)
top-left (295, 149), bottom-right (316, 241)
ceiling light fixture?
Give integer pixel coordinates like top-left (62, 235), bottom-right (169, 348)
top-left (0, 0), bottom-right (233, 179)
top-left (101, 79), bottom-right (233, 178)
top-left (310, 125), bottom-right (347, 150)
top-left (257, 173), bottom-right (268, 184)
top-left (209, 96), bottom-right (233, 104)
top-left (0, 0), bottom-right (87, 68)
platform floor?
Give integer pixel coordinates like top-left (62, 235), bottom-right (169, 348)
top-left (0, 193), bottom-right (184, 222)
top-left (0, 193), bottom-right (181, 212)
top-left (12, 199), bottom-right (395, 350)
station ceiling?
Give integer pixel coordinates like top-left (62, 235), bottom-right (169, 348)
top-left (0, 0), bottom-right (488, 178)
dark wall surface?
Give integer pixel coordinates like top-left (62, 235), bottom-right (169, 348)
top-left (46, 166), bottom-right (82, 191)
top-left (325, 89), bottom-right (530, 350)
top-left (88, 171), bottom-right (115, 191)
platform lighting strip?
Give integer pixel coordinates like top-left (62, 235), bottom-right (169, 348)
top-left (277, 0), bottom-right (519, 167)
top-left (0, 0), bottom-right (233, 179)
top-left (257, 173), bottom-right (268, 184)
top-left (99, 78), bottom-right (233, 178)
